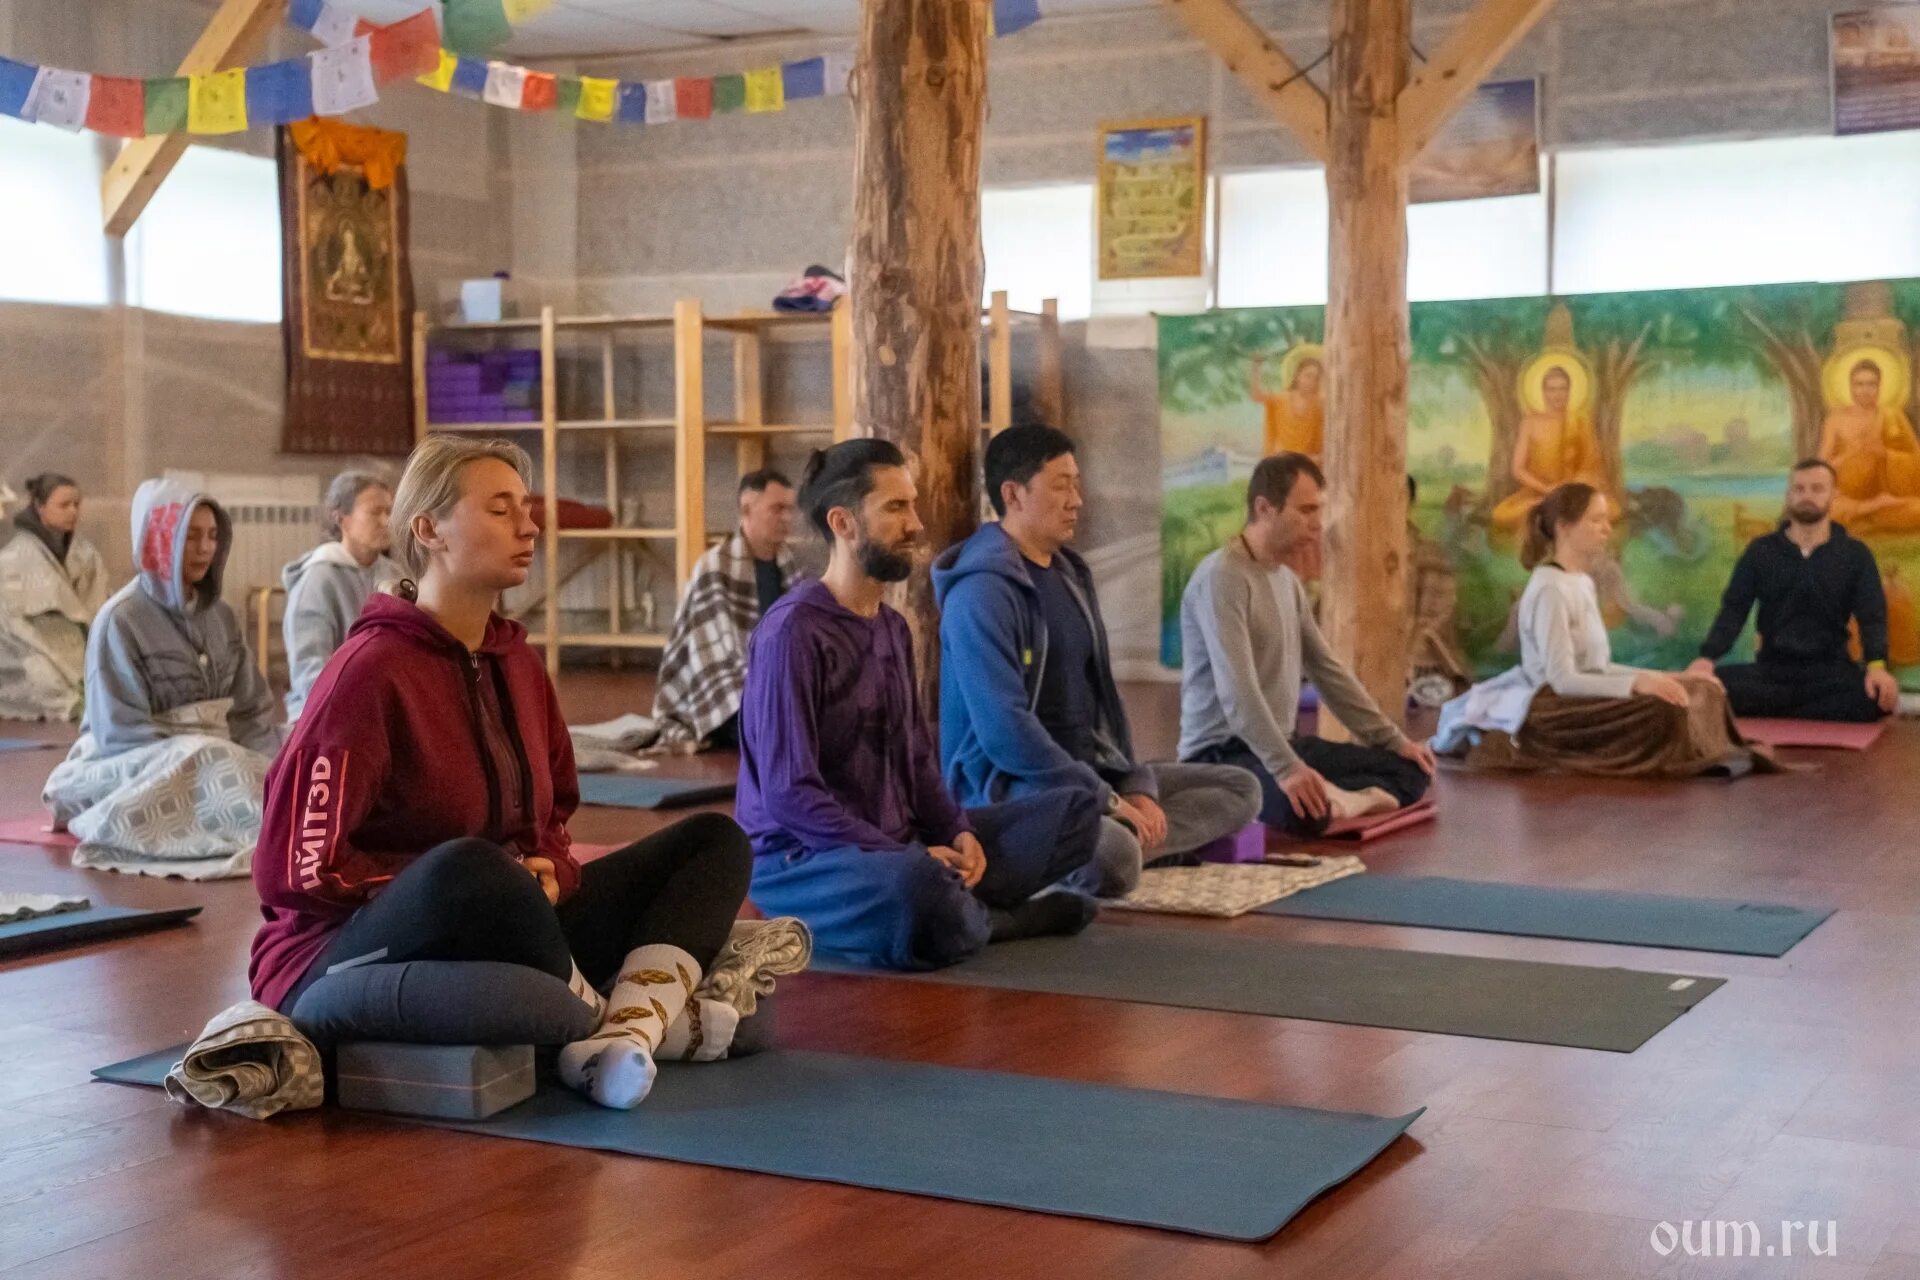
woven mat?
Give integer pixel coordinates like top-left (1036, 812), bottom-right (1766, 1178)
top-left (1109, 857), bottom-right (1366, 919)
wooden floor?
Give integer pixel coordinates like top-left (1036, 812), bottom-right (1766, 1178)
top-left (4, 673), bottom-right (1920, 1278)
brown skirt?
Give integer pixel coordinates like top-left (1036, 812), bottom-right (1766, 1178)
top-left (1463, 676), bottom-right (1779, 779)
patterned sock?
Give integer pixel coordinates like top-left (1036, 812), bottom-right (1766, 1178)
top-left (655, 997), bottom-right (741, 1062)
top-left (557, 944), bottom-right (699, 1109)
top-left (566, 961), bottom-right (606, 1021)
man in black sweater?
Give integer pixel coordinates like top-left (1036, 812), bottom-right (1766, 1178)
top-left (1687, 458), bottom-right (1899, 722)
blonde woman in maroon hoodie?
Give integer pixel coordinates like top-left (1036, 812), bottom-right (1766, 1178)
top-left (249, 437), bottom-right (752, 1109)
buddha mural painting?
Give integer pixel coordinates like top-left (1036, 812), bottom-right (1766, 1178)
top-left (1491, 345), bottom-right (1617, 537)
top-left (1817, 347), bottom-right (1920, 534)
top-left (1250, 342), bottom-right (1326, 461)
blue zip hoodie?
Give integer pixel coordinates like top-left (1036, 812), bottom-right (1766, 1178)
top-left (931, 521), bottom-right (1153, 808)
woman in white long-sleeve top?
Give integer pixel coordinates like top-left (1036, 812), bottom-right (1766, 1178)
top-left (1433, 482), bottom-right (1773, 777)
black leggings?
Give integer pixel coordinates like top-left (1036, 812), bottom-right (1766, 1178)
top-left (282, 812), bottom-right (753, 1012)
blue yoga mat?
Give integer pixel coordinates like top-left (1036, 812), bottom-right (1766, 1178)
top-left (1259, 876), bottom-right (1831, 957)
top-left (578, 773), bottom-right (736, 810)
top-left (94, 1047), bottom-right (1420, 1240)
top-left (0, 904), bottom-right (201, 959)
top-left (0, 738), bottom-right (55, 753)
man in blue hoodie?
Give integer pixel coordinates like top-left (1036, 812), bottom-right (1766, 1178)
top-left (737, 439), bottom-right (1102, 970)
top-left (934, 426), bottom-right (1262, 897)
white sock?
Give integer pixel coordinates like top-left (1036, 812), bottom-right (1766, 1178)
top-left (656, 997), bottom-right (741, 1062)
top-left (557, 944), bottom-right (699, 1109)
top-left (566, 961), bottom-right (606, 1021)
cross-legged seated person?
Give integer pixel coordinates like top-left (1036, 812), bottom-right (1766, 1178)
top-left (933, 426), bottom-right (1261, 897)
top-left (653, 469), bottom-right (801, 751)
top-left (249, 437), bottom-right (754, 1110)
top-left (0, 472), bottom-right (107, 722)
top-left (738, 440), bottom-right (1102, 971)
top-left (1179, 454), bottom-right (1436, 836)
top-left (1433, 483), bottom-right (1773, 777)
top-left (43, 479), bottom-right (283, 879)
top-left (1685, 459), bottom-right (1898, 724)
top-left (282, 470), bottom-right (400, 722)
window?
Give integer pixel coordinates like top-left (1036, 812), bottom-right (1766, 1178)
top-left (1407, 188), bottom-right (1548, 302)
top-left (982, 183), bottom-right (1093, 320)
top-left (1219, 166), bottom-right (1549, 307)
top-left (0, 117), bottom-right (111, 306)
top-left (128, 144), bottom-right (283, 323)
top-left (1553, 133), bottom-right (1920, 294)
top-left (1217, 167), bottom-right (1328, 308)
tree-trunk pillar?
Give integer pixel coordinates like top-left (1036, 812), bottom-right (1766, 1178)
top-left (1322, 0), bottom-right (1413, 729)
top-left (849, 0), bottom-right (988, 713)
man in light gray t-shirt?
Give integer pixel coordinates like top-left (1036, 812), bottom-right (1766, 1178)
top-left (1178, 453), bottom-right (1435, 836)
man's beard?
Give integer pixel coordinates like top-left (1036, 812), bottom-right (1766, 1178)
top-left (1787, 501), bottom-right (1829, 525)
top-left (856, 532), bottom-right (917, 582)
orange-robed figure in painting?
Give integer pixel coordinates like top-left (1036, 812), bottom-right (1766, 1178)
top-left (1818, 351), bottom-right (1920, 535)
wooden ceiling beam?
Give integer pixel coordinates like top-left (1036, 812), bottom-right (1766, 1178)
top-left (1398, 0), bottom-right (1557, 163)
top-left (1160, 0), bottom-right (1329, 162)
top-left (101, 0), bottom-right (287, 238)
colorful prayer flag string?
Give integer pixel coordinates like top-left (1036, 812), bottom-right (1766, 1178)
top-left (0, 0), bottom-right (1045, 140)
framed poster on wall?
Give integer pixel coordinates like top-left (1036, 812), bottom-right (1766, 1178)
top-left (1832, 3), bottom-right (1920, 135)
top-left (1097, 116), bottom-right (1207, 280)
top-left (1410, 78), bottom-right (1541, 204)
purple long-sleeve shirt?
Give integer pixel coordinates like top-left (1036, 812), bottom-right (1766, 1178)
top-left (736, 579), bottom-right (971, 860)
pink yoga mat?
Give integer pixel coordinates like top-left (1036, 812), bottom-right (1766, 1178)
top-left (0, 815), bottom-right (78, 850)
top-left (1325, 799), bottom-right (1437, 843)
top-left (1735, 718), bottom-right (1887, 751)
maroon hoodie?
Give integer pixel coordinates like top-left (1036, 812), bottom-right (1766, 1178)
top-left (248, 592), bottom-right (582, 1010)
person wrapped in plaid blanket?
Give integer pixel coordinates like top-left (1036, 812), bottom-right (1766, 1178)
top-left (652, 470), bottom-right (800, 750)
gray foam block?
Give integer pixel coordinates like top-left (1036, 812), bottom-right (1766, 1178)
top-left (335, 1042), bottom-right (535, 1120)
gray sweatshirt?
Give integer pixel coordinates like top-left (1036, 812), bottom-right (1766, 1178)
top-left (1178, 536), bottom-right (1405, 780)
top-left (281, 541), bottom-right (397, 720)
top-left (79, 478), bottom-right (282, 758)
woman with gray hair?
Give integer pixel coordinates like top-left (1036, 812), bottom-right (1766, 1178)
top-left (281, 470), bottom-right (398, 720)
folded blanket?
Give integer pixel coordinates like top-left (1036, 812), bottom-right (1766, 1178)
top-left (570, 714), bottom-right (660, 753)
top-left (699, 917), bottom-right (812, 1016)
top-left (0, 892), bottom-right (88, 923)
top-left (163, 1001), bottom-right (324, 1119)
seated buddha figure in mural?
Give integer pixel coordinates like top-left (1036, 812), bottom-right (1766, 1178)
top-left (1818, 354), bottom-right (1920, 534)
top-left (1249, 344), bottom-right (1325, 461)
top-left (1491, 351), bottom-right (1617, 538)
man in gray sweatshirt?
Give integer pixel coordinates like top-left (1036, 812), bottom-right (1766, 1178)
top-left (1179, 453), bottom-right (1435, 836)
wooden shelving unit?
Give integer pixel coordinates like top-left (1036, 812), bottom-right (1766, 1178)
top-left (674, 300), bottom-right (856, 564)
top-left (413, 300), bottom-right (858, 673)
top-left (983, 291), bottom-right (1065, 435)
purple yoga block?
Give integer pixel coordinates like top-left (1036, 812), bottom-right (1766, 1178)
top-left (1194, 823), bottom-right (1269, 864)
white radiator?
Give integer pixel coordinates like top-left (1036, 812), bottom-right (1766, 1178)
top-left (223, 501), bottom-right (325, 601)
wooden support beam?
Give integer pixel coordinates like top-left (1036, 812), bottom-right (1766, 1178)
top-left (1159, 0), bottom-right (1328, 161)
top-left (849, 0), bottom-right (989, 711)
top-left (411, 309), bottom-right (430, 442)
top-left (100, 0), bottom-right (287, 237)
top-left (830, 302), bottom-right (855, 442)
top-left (1398, 0), bottom-right (1558, 163)
top-left (1321, 0), bottom-right (1413, 727)
top-left (539, 306), bottom-right (561, 677)
top-left (734, 331), bottom-right (767, 476)
top-left (987, 291), bottom-right (1013, 435)
top-left (673, 299), bottom-right (708, 593)
top-left (1036, 298), bottom-right (1063, 429)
